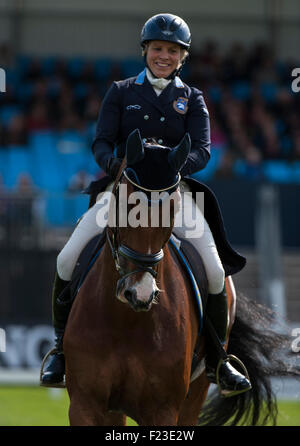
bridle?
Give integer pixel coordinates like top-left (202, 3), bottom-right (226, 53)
top-left (106, 168), bottom-right (181, 294)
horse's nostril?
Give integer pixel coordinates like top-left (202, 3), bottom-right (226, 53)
top-left (151, 289), bottom-right (160, 304)
top-left (124, 288), bottom-right (137, 304)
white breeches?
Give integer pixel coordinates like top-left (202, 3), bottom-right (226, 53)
top-left (57, 181), bottom-right (225, 294)
top-left (56, 183), bottom-right (114, 282)
top-left (172, 182), bottom-right (225, 294)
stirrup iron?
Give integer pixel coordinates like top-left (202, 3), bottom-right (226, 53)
top-left (216, 354), bottom-right (251, 398)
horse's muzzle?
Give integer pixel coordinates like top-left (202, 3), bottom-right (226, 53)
top-left (124, 288), bottom-right (158, 312)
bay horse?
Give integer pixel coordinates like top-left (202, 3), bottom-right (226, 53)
top-left (63, 130), bottom-right (300, 426)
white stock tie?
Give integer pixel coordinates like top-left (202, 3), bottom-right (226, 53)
top-left (146, 68), bottom-right (171, 96)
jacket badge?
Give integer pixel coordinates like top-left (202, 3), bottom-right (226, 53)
top-left (173, 97), bottom-right (188, 114)
top-left (126, 104), bottom-right (141, 110)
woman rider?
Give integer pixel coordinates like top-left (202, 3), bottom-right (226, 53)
top-left (41, 13), bottom-right (251, 396)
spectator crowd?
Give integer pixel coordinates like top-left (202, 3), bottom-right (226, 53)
top-left (0, 40), bottom-right (300, 182)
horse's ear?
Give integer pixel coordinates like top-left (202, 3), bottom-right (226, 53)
top-left (168, 133), bottom-right (191, 172)
top-left (126, 129), bottom-right (145, 165)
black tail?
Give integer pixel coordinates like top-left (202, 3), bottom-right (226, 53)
top-left (198, 292), bottom-right (300, 426)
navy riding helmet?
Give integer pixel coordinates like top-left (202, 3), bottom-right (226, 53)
top-left (141, 13), bottom-right (191, 51)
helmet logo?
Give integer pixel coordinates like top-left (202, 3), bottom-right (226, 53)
top-left (162, 30), bottom-right (173, 36)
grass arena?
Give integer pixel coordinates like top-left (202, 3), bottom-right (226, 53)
top-left (0, 386), bottom-right (299, 426)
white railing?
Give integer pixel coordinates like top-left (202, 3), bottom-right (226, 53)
top-left (255, 183), bottom-right (287, 320)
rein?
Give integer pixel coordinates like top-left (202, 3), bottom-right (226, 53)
top-left (106, 168), bottom-right (180, 292)
top-left (123, 169), bottom-right (181, 194)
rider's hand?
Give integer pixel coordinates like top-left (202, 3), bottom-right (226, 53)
top-left (106, 157), bottom-right (122, 179)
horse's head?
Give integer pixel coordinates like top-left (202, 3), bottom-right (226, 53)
top-left (107, 129), bottom-right (190, 312)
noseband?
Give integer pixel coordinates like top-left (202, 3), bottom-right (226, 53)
top-left (106, 169), bottom-right (181, 293)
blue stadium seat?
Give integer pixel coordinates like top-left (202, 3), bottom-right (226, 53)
top-left (33, 163), bottom-right (65, 191)
top-left (191, 145), bottom-right (225, 181)
top-left (233, 159), bottom-right (248, 177)
top-left (292, 162), bottom-right (300, 183)
top-left (56, 130), bottom-right (86, 153)
top-left (74, 195), bottom-right (89, 219)
top-left (207, 85), bottom-right (222, 104)
top-left (231, 81), bottom-right (251, 101)
top-left (0, 148), bottom-right (9, 184)
top-left (40, 56), bottom-right (58, 76)
top-left (55, 131), bottom-right (93, 189)
top-left (67, 57), bottom-right (85, 79)
top-left (5, 145), bottom-right (33, 187)
top-left (63, 195), bottom-right (89, 225)
top-left (28, 130), bottom-right (92, 192)
top-left (0, 105), bottom-right (22, 128)
top-left (260, 82), bottom-right (278, 103)
top-left (85, 155), bottom-right (101, 176)
top-left (262, 161), bottom-right (292, 183)
top-left (45, 195), bottom-right (67, 226)
top-left (15, 55), bottom-right (34, 78)
top-left (59, 151), bottom-right (89, 180)
top-left (5, 67), bottom-right (21, 90)
top-left (180, 63), bottom-right (191, 81)
top-left (233, 159), bottom-right (262, 180)
top-left (29, 131), bottom-right (58, 159)
top-left (120, 59), bottom-right (144, 78)
top-left (45, 194), bottom-right (89, 227)
top-left (29, 131), bottom-right (65, 191)
top-left (74, 82), bottom-right (89, 100)
top-left (47, 79), bottom-right (61, 99)
top-left (16, 81), bottom-right (34, 103)
top-left (94, 58), bottom-right (113, 80)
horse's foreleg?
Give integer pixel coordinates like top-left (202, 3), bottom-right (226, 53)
top-left (136, 408), bottom-right (179, 426)
top-left (69, 399), bottom-right (99, 426)
top-left (177, 374), bottom-right (210, 426)
top-left (102, 413), bottom-right (127, 426)
top-left (68, 397), bottom-right (126, 426)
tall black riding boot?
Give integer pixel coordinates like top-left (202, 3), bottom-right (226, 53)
top-left (40, 273), bottom-right (72, 388)
top-left (205, 286), bottom-right (252, 397)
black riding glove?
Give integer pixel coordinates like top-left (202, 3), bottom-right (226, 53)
top-left (106, 157), bottom-right (122, 179)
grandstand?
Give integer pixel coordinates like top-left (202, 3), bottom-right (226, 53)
top-left (0, 41), bottom-right (300, 225)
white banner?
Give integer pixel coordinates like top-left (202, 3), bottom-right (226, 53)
top-left (0, 325), bottom-right (53, 368)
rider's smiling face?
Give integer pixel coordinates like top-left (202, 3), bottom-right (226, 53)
top-left (146, 40), bottom-right (182, 78)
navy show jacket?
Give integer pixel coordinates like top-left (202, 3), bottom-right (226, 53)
top-left (92, 69), bottom-right (211, 177)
